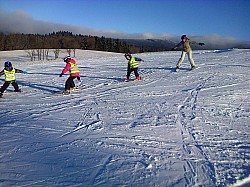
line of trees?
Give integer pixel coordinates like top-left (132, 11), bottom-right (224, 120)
top-left (0, 31), bottom-right (165, 54)
top-left (0, 31), bottom-right (129, 52)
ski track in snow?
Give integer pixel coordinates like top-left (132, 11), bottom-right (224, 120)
top-left (0, 49), bottom-right (249, 187)
top-left (176, 74), bottom-right (217, 186)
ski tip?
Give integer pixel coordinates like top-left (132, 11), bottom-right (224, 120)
top-left (191, 66), bottom-right (199, 71)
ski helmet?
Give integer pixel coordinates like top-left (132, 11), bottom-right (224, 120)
top-left (64, 55), bottom-right (71, 62)
top-left (4, 61), bottom-right (12, 67)
top-left (124, 53), bottom-right (131, 58)
top-left (181, 35), bottom-right (187, 40)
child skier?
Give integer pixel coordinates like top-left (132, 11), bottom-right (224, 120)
top-left (172, 35), bottom-right (205, 71)
top-left (124, 53), bottom-right (144, 81)
top-left (59, 55), bottom-right (80, 94)
top-left (0, 61), bottom-right (23, 97)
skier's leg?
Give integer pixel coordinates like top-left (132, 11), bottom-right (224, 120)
top-left (126, 64), bottom-right (132, 79)
top-left (176, 51), bottom-right (186, 68)
top-left (0, 82), bottom-right (11, 93)
top-left (12, 81), bottom-right (20, 92)
top-left (188, 51), bottom-right (196, 68)
top-left (134, 68), bottom-right (141, 80)
top-left (134, 68), bottom-right (139, 77)
top-left (65, 77), bottom-right (72, 91)
top-left (127, 69), bottom-right (133, 80)
top-left (69, 77), bottom-right (76, 89)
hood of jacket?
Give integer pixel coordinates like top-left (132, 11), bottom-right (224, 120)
top-left (68, 58), bottom-right (76, 64)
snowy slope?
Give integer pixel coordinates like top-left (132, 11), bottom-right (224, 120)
top-left (0, 49), bottom-right (249, 187)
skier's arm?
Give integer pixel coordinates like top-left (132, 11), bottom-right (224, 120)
top-left (15, 69), bottom-right (24, 73)
top-left (61, 63), bottom-right (71, 75)
top-left (172, 41), bottom-right (182, 50)
top-left (134, 57), bottom-right (144, 62)
top-left (190, 40), bottom-right (205, 46)
top-left (190, 40), bottom-right (199, 45)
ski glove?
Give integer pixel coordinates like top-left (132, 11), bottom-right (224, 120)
top-left (199, 43), bottom-right (205, 46)
top-left (77, 76), bottom-right (81, 81)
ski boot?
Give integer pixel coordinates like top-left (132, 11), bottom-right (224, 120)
top-left (135, 76), bottom-right (141, 80)
top-left (14, 89), bottom-right (22, 92)
top-left (123, 76), bottom-right (129, 82)
top-left (62, 90), bottom-right (70, 95)
top-left (175, 66), bottom-right (180, 72)
top-left (72, 87), bottom-right (80, 91)
top-left (191, 66), bottom-right (197, 70)
top-left (70, 87), bottom-right (76, 91)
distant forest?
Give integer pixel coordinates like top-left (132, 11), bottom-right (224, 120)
top-left (0, 31), bottom-right (170, 54)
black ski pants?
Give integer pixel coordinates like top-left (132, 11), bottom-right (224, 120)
top-left (126, 64), bottom-right (139, 78)
top-left (0, 81), bottom-right (19, 93)
top-left (65, 76), bottom-right (77, 91)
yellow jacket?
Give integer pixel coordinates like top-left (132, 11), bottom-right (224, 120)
top-left (0, 67), bottom-right (23, 81)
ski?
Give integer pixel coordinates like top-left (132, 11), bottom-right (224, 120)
top-left (52, 87), bottom-right (82, 95)
top-left (174, 67), bottom-right (199, 72)
top-left (121, 77), bottom-right (143, 82)
top-left (190, 66), bottom-right (199, 71)
top-left (0, 90), bottom-right (22, 98)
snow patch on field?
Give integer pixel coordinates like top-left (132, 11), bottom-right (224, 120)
top-left (0, 49), bottom-right (249, 186)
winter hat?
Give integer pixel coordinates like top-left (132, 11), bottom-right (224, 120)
top-left (64, 55), bottom-right (71, 62)
top-left (181, 35), bottom-right (188, 40)
top-left (4, 61), bottom-right (12, 67)
top-left (124, 53), bottom-right (131, 57)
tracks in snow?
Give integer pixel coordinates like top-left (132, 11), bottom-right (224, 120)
top-left (60, 112), bottom-right (103, 138)
top-left (175, 74), bottom-right (217, 186)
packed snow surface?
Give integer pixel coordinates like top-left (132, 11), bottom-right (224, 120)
top-left (0, 49), bottom-right (249, 187)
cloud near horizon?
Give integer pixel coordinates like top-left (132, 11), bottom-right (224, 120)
top-left (0, 10), bottom-right (248, 48)
top-left (0, 10), bottom-right (178, 40)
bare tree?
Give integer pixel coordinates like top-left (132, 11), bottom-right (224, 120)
top-left (36, 49), bottom-right (42, 60)
top-left (26, 49), bottom-right (36, 61)
top-left (43, 49), bottom-right (49, 60)
top-left (73, 49), bottom-right (76, 57)
top-left (66, 49), bottom-right (71, 56)
top-left (53, 49), bottom-right (60, 59)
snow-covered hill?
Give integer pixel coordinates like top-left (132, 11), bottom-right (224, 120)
top-left (0, 49), bottom-right (249, 187)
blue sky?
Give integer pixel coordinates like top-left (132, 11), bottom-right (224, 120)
top-left (0, 0), bottom-right (250, 41)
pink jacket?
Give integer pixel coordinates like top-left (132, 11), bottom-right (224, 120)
top-left (61, 59), bottom-right (80, 77)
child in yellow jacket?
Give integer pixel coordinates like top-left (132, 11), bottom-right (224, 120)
top-left (0, 61), bottom-right (23, 97)
top-left (124, 53), bottom-right (144, 80)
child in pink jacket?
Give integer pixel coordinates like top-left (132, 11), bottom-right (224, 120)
top-left (59, 55), bottom-right (80, 94)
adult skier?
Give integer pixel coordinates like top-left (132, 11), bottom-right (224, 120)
top-left (172, 35), bottom-right (205, 71)
top-left (0, 61), bottom-right (23, 97)
top-left (124, 53), bottom-right (144, 81)
top-left (59, 55), bottom-right (80, 94)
